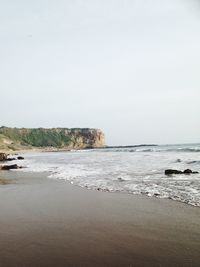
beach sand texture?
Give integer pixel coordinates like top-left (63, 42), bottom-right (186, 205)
top-left (0, 171), bottom-right (200, 267)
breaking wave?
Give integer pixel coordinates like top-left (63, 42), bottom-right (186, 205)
top-left (18, 143), bottom-right (200, 207)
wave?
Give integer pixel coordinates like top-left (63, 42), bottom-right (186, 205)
top-left (187, 160), bottom-right (200, 165)
top-left (103, 147), bottom-right (200, 153)
top-left (16, 149), bottom-right (200, 208)
top-left (174, 148), bottom-right (200, 153)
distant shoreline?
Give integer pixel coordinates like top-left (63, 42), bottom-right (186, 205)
top-left (98, 144), bottom-right (158, 149)
top-left (1, 144), bottom-right (158, 154)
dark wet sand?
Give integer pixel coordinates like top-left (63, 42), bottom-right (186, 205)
top-left (0, 171), bottom-right (200, 267)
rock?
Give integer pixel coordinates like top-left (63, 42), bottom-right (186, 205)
top-left (183, 169), bottom-right (193, 174)
top-left (165, 169), bottom-right (199, 175)
top-left (17, 156), bottom-right (24, 160)
top-left (0, 153), bottom-right (8, 161)
top-left (6, 158), bottom-right (16, 161)
top-left (0, 153), bottom-right (16, 161)
top-left (183, 169), bottom-right (199, 174)
top-left (165, 169), bottom-right (183, 175)
top-left (175, 159), bottom-right (182, 163)
top-left (1, 164), bottom-right (22, 170)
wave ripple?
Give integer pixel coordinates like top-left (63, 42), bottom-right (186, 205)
top-left (20, 144), bottom-right (200, 207)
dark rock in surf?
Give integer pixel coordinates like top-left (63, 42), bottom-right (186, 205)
top-left (183, 169), bottom-right (193, 174)
top-left (6, 158), bottom-right (16, 161)
top-left (165, 169), bottom-right (199, 175)
top-left (183, 169), bottom-right (199, 174)
top-left (165, 169), bottom-right (183, 175)
top-left (17, 156), bottom-right (24, 160)
top-left (1, 164), bottom-right (23, 170)
top-left (0, 153), bottom-right (17, 161)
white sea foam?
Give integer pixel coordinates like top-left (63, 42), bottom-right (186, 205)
top-left (18, 144), bottom-right (200, 207)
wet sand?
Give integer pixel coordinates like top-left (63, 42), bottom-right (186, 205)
top-left (0, 171), bottom-right (200, 267)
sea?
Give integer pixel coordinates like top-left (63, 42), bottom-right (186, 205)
top-left (17, 143), bottom-right (200, 207)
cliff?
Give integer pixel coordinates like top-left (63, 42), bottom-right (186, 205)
top-left (0, 127), bottom-right (106, 152)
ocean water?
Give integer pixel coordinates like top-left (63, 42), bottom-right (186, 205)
top-left (17, 144), bottom-right (200, 207)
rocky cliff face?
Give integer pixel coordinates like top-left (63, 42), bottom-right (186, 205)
top-left (0, 127), bottom-right (106, 151)
top-left (67, 128), bottom-right (106, 149)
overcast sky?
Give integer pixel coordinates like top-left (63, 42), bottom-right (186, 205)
top-left (0, 0), bottom-right (200, 145)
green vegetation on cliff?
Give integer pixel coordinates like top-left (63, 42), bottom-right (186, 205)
top-left (0, 127), bottom-right (105, 151)
top-left (0, 128), bottom-right (71, 147)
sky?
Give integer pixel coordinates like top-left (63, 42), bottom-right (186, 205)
top-left (0, 0), bottom-right (200, 145)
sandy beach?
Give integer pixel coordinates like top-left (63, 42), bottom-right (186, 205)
top-left (0, 171), bottom-right (199, 267)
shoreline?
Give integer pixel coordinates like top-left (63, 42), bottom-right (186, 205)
top-left (0, 146), bottom-right (107, 155)
top-left (0, 171), bottom-right (200, 267)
